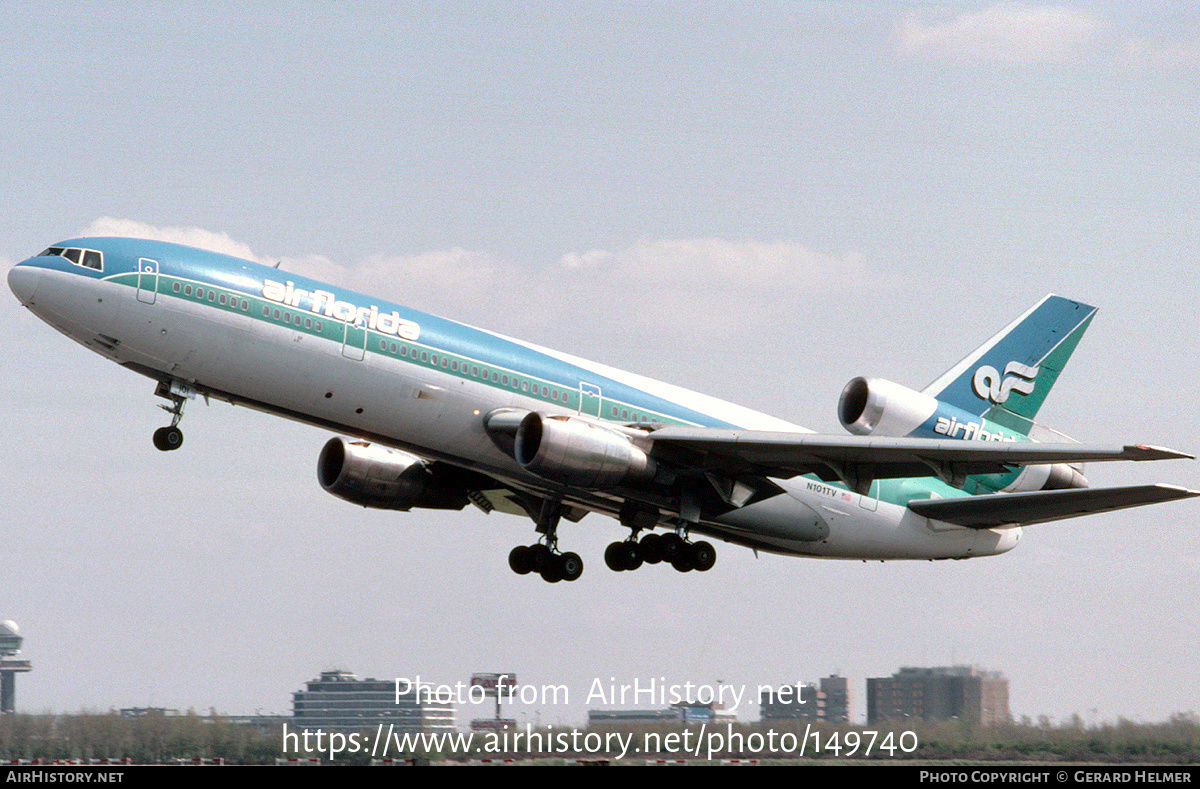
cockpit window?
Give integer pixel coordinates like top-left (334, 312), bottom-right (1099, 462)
top-left (37, 246), bottom-right (103, 272)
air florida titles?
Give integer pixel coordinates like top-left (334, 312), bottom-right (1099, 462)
top-left (262, 278), bottom-right (420, 341)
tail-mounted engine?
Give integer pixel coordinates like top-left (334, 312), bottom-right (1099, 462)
top-left (513, 412), bottom-right (656, 489)
top-left (839, 377), bottom-right (1018, 441)
top-left (317, 437), bottom-right (469, 510)
top-left (838, 377), bottom-right (1087, 493)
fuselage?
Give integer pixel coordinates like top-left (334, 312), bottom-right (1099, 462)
top-left (8, 237), bottom-right (1019, 561)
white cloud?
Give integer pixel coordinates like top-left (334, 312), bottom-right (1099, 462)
top-left (284, 248), bottom-right (505, 318)
top-left (77, 217), bottom-right (266, 265)
top-left (288, 237), bottom-right (864, 340)
top-left (554, 238), bottom-right (866, 340)
top-left (561, 237), bottom-right (859, 297)
top-left (75, 219), bottom-right (868, 340)
top-left (562, 237), bottom-right (854, 281)
top-left (897, 4), bottom-right (1105, 64)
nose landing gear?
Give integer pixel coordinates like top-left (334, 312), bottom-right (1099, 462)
top-left (152, 379), bottom-right (196, 452)
top-left (152, 425), bottom-right (184, 451)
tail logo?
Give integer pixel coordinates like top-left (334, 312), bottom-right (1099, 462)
top-left (972, 362), bottom-right (1039, 404)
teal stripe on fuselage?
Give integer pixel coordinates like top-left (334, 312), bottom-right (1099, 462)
top-left (51, 237), bottom-right (741, 430)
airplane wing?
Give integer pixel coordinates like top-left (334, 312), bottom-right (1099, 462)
top-left (906, 484), bottom-right (1200, 528)
top-left (645, 427), bottom-right (1191, 494)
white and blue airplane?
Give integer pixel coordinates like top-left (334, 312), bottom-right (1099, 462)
top-left (9, 237), bottom-right (1196, 582)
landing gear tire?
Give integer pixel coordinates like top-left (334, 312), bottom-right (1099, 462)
top-left (153, 426), bottom-right (183, 452)
top-left (508, 545), bottom-right (534, 575)
top-left (660, 533), bottom-right (686, 564)
top-left (619, 541), bottom-right (642, 571)
top-left (672, 551), bottom-right (695, 572)
top-left (540, 559), bottom-right (564, 583)
top-left (510, 543), bottom-right (582, 582)
top-left (559, 552), bottom-right (584, 582)
top-left (690, 540), bottom-right (717, 572)
top-left (639, 533), bottom-right (664, 564)
top-left (529, 544), bottom-right (553, 573)
top-left (604, 542), bottom-right (624, 571)
top-left (605, 541), bottom-right (642, 571)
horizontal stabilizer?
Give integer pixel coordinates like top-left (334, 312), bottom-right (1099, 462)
top-left (907, 484), bottom-right (1200, 528)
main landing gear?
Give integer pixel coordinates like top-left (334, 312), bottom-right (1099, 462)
top-left (605, 531), bottom-right (716, 574)
top-left (509, 543), bottom-right (583, 584)
top-left (506, 494), bottom-right (719, 580)
top-left (603, 482), bottom-right (716, 574)
top-left (509, 499), bottom-right (584, 583)
top-left (152, 379), bottom-right (196, 452)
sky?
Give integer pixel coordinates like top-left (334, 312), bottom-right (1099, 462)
top-left (2, 2), bottom-right (1198, 728)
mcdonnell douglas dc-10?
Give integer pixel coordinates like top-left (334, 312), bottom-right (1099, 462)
top-left (9, 238), bottom-right (1197, 582)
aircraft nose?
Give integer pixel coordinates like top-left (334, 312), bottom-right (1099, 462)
top-left (7, 263), bottom-right (41, 306)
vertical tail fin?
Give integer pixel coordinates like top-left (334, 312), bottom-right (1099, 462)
top-left (922, 295), bottom-right (1096, 436)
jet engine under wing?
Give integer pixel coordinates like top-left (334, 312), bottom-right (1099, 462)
top-left (907, 484), bottom-right (1200, 528)
top-left (645, 427), bottom-right (1192, 494)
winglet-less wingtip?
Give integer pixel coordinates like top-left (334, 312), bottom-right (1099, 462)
top-left (1151, 483), bottom-right (1200, 498)
top-left (1130, 445), bottom-right (1195, 461)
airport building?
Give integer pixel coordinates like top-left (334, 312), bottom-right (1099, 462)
top-left (759, 675), bottom-right (852, 723)
top-left (820, 675), bottom-right (852, 722)
top-left (119, 707), bottom-right (182, 717)
top-left (292, 670), bottom-right (454, 732)
top-left (589, 702), bottom-right (734, 726)
top-left (0, 621), bottom-right (32, 714)
top-left (866, 666), bottom-right (1010, 725)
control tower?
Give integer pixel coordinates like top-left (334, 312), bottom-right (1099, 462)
top-left (0, 621), bottom-right (32, 713)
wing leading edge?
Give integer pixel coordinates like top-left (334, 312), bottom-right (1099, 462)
top-left (646, 427), bottom-right (1191, 493)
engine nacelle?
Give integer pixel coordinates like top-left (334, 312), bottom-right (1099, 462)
top-left (838, 377), bottom-right (1087, 493)
top-left (994, 461), bottom-right (1087, 493)
top-left (514, 412), bottom-right (656, 489)
top-left (840, 376), bottom-right (1028, 442)
top-left (839, 377), bottom-right (929, 437)
top-left (318, 437), bottom-right (467, 510)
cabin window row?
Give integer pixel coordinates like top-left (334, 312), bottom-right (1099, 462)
top-left (171, 281), bottom-right (252, 312)
top-left (262, 305), bottom-right (324, 332)
top-left (164, 279), bottom-right (669, 420)
top-left (610, 405), bottom-right (659, 424)
top-left (372, 339), bottom-right (576, 405)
